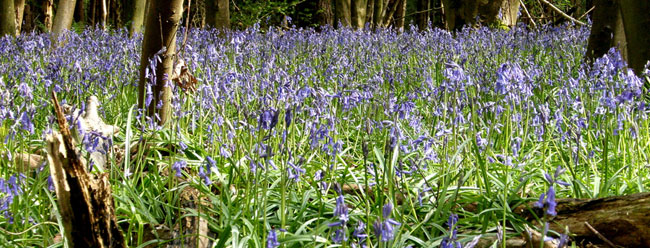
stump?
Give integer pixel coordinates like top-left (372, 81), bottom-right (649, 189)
top-left (45, 91), bottom-right (125, 248)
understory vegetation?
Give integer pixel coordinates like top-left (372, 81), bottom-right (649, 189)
top-left (0, 24), bottom-right (649, 247)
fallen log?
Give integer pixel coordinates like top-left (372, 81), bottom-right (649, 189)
top-left (45, 90), bottom-right (125, 248)
top-left (514, 192), bottom-right (650, 247)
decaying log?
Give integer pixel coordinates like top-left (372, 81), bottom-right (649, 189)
top-left (45, 90), bottom-right (125, 248)
top-left (514, 192), bottom-right (650, 247)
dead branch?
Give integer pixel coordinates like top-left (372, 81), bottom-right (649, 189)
top-left (46, 90), bottom-right (126, 248)
top-left (538, 0), bottom-right (586, 25)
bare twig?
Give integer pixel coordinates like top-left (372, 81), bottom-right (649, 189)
top-left (584, 222), bottom-right (618, 248)
top-left (538, 0), bottom-right (586, 25)
top-left (519, 0), bottom-right (537, 28)
top-left (578, 6), bottom-right (595, 20)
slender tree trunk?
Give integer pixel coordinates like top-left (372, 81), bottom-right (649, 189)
top-left (73, 0), bottom-right (84, 24)
top-left (393, 0), bottom-right (406, 29)
top-left (366, 0), bottom-right (374, 24)
top-left (351, 0), bottom-right (367, 29)
top-left (417, 0), bottom-right (428, 30)
top-left (335, 0), bottom-right (351, 27)
top-left (14, 0), bottom-right (25, 35)
top-left (619, 0), bottom-right (650, 75)
top-left (316, 0), bottom-right (334, 28)
top-left (205, 0), bottom-right (229, 29)
top-left (90, 0), bottom-right (95, 26)
top-left (44, 0), bottom-right (54, 31)
top-left (138, 0), bottom-right (184, 125)
top-left (0, 0), bottom-right (16, 37)
top-left (101, 0), bottom-right (107, 29)
top-left (372, 0), bottom-right (384, 29)
top-left (130, 0), bottom-right (146, 36)
top-left (585, 0), bottom-right (626, 62)
top-left (52, 0), bottom-right (77, 35)
top-left (22, 4), bottom-right (32, 32)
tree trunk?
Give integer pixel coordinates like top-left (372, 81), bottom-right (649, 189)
top-left (585, 0), bottom-right (626, 62)
top-left (73, 0), bottom-right (84, 24)
top-left (372, 0), bottom-right (384, 29)
top-left (205, 0), bottom-right (229, 29)
top-left (0, 0), bottom-right (16, 37)
top-left (499, 0), bottom-right (520, 28)
top-left (619, 0), bottom-right (650, 75)
top-left (101, 0), bottom-right (107, 29)
top-left (393, 0), bottom-right (406, 29)
top-left (138, 0), bottom-right (184, 125)
top-left (22, 4), bottom-right (32, 32)
top-left (52, 0), bottom-right (77, 35)
top-left (351, 0), bottom-right (367, 29)
top-left (129, 0), bottom-right (146, 36)
top-left (14, 0), bottom-right (25, 35)
top-left (417, 0), bottom-right (429, 30)
top-left (335, 0), bottom-right (351, 27)
top-left (316, 0), bottom-right (334, 28)
top-left (43, 0), bottom-right (54, 31)
top-left (366, 0), bottom-right (374, 24)
top-left (443, 0), bottom-right (516, 31)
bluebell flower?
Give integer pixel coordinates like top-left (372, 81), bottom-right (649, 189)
top-left (332, 228), bottom-right (347, 243)
top-left (205, 156), bottom-right (216, 174)
top-left (266, 229), bottom-right (280, 248)
top-left (179, 141), bottom-right (188, 151)
top-left (172, 160), bottom-right (187, 178)
top-left (373, 202), bottom-right (401, 242)
top-left (330, 195), bottom-right (349, 225)
top-left (198, 165), bottom-right (212, 186)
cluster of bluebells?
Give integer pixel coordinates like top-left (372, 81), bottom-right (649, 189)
top-left (373, 203), bottom-right (401, 242)
top-left (534, 165), bottom-right (570, 217)
top-left (534, 165), bottom-right (571, 245)
top-left (328, 194), bottom-right (350, 243)
top-left (0, 174), bottom-right (25, 224)
top-left (0, 22), bottom-right (649, 244)
top-left (440, 214), bottom-right (480, 248)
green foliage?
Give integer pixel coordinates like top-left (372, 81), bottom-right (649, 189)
top-left (230, 0), bottom-right (306, 30)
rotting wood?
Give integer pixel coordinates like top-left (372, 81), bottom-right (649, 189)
top-left (45, 90), bottom-right (126, 248)
top-left (514, 192), bottom-right (650, 247)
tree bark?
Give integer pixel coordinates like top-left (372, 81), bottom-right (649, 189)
top-left (43, 0), bottom-right (54, 31)
top-left (316, 0), bottom-right (334, 28)
top-left (48, 92), bottom-right (126, 248)
top-left (393, 0), bottom-right (406, 30)
top-left (14, 0), bottom-right (25, 35)
top-left (443, 0), bottom-right (520, 31)
top-left (417, 0), bottom-right (429, 30)
top-left (130, 0), bottom-right (146, 36)
top-left (73, 0), bottom-right (84, 24)
top-left (22, 4), bottom-right (32, 32)
top-left (52, 0), bottom-right (77, 35)
top-left (585, 0), bottom-right (626, 62)
top-left (0, 0), bottom-right (16, 37)
top-left (515, 192), bottom-right (650, 247)
top-left (351, 0), bottom-right (367, 29)
top-left (138, 0), bottom-right (184, 125)
top-left (372, 0), bottom-right (384, 29)
top-left (619, 0), bottom-right (650, 75)
top-left (335, 0), bottom-right (351, 27)
top-left (499, 0), bottom-right (520, 28)
top-left (101, 0), bottom-right (107, 29)
top-left (205, 0), bottom-right (229, 29)
top-left (366, 0), bottom-right (374, 24)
